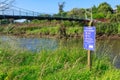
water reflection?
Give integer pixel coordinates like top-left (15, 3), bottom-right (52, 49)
top-left (0, 36), bottom-right (58, 52)
top-left (0, 36), bottom-right (120, 68)
top-left (96, 39), bottom-right (120, 69)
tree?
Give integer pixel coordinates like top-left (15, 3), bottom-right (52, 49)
top-left (116, 5), bottom-right (120, 13)
top-left (58, 2), bottom-right (65, 14)
top-left (98, 2), bottom-right (113, 13)
top-left (97, 2), bottom-right (113, 18)
top-left (40, 14), bottom-right (51, 17)
top-left (93, 12), bottom-right (105, 19)
top-left (92, 5), bottom-right (97, 14)
top-left (67, 8), bottom-right (85, 18)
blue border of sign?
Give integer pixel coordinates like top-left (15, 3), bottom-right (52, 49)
top-left (83, 26), bottom-right (96, 51)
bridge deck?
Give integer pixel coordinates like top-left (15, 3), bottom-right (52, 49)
top-left (0, 15), bottom-right (90, 22)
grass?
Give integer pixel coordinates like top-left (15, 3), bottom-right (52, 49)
top-left (118, 24), bottom-right (120, 34)
top-left (1, 21), bottom-right (120, 38)
top-left (0, 38), bottom-right (120, 80)
top-left (26, 27), bottom-right (59, 35)
top-left (66, 26), bottom-right (83, 35)
top-left (0, 21), bottom-right (84, 37)
top-left (26, 26), bottom-right (83, 36)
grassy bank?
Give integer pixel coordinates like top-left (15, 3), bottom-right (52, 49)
top-left (0, 21), bottom-right (83, 38)
top-left (0, 40), bottom-right (120, 80)
top-left (0, 20), bottom-right (120, 39)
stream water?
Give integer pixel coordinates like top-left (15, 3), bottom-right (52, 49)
top-left (0, 35), bottom-right (120, 68)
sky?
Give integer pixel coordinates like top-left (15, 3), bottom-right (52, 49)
top-left (14, 0), bottom-right (120, 14)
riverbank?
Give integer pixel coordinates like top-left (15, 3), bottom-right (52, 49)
top-left (1, 33), bottom-right (120, 40)
top-left (0, 32), bottom-right (120, 79)
top-left (0, 42), bottom-right (120, 80)
top-left (96, 34), bottom-right (120, 40)
top-left (0, 20), bottom-right (120, 39)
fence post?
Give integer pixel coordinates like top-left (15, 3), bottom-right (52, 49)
top-left (13, 9), bottom-right (14, 16)
top-left (33, 11), bottom-right (34, 16)
top-left (26, 12), bottom-right (28, 16)
top-left (19, 9), bottom-right (21, 16)
top-left (2, 10), bottom-right (4, 15)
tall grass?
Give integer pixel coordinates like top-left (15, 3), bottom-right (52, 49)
top-left (26, 27), bottom-right (59, 35)
top-left (1, 20), bottom-right (120, 38)
top-left (0, 38), bottom-right (120, 80)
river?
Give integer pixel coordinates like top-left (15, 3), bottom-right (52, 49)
top-left (0, 35), bottom-right (120, 68)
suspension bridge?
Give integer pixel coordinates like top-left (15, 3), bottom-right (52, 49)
top-left (0, 0), bottom-right (90, 22)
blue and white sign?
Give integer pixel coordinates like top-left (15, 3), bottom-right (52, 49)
top-left (83, 27), bottom-right (96, 51)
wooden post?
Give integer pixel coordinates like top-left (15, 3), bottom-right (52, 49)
top-left (88, 50), bottom-right (91, 70)
top-left (88, 21), bottom-right (92, 70)
top-left (85, 8), bottom-right (93, 70)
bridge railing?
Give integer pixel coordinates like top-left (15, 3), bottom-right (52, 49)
top-left (0, 6), bottom-right (88, 21)
top-left (0, 6), bottom-right (40, 17)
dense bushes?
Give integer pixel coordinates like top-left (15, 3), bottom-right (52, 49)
top-left (96, 23), bottom-right (118, 35)
top-left (0, 20), bottom-right (120, 37)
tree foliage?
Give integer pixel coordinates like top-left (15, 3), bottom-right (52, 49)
top-left (93, 2), bottom-right (112, 19)
top-left (55, 2), bottom-right (115, 20)
top-left (67, 8), bottom-right (85, 18)
top-left (53, 2), bottom-right (119, 23)
top-left (116, 5), bottom-right (120, 13)
top-left (58, 2), bottom-right (65, 14)
top-left (98, 2), bottom-right (113, 14)
top-left (110, 13), bottom-right (120, 22)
